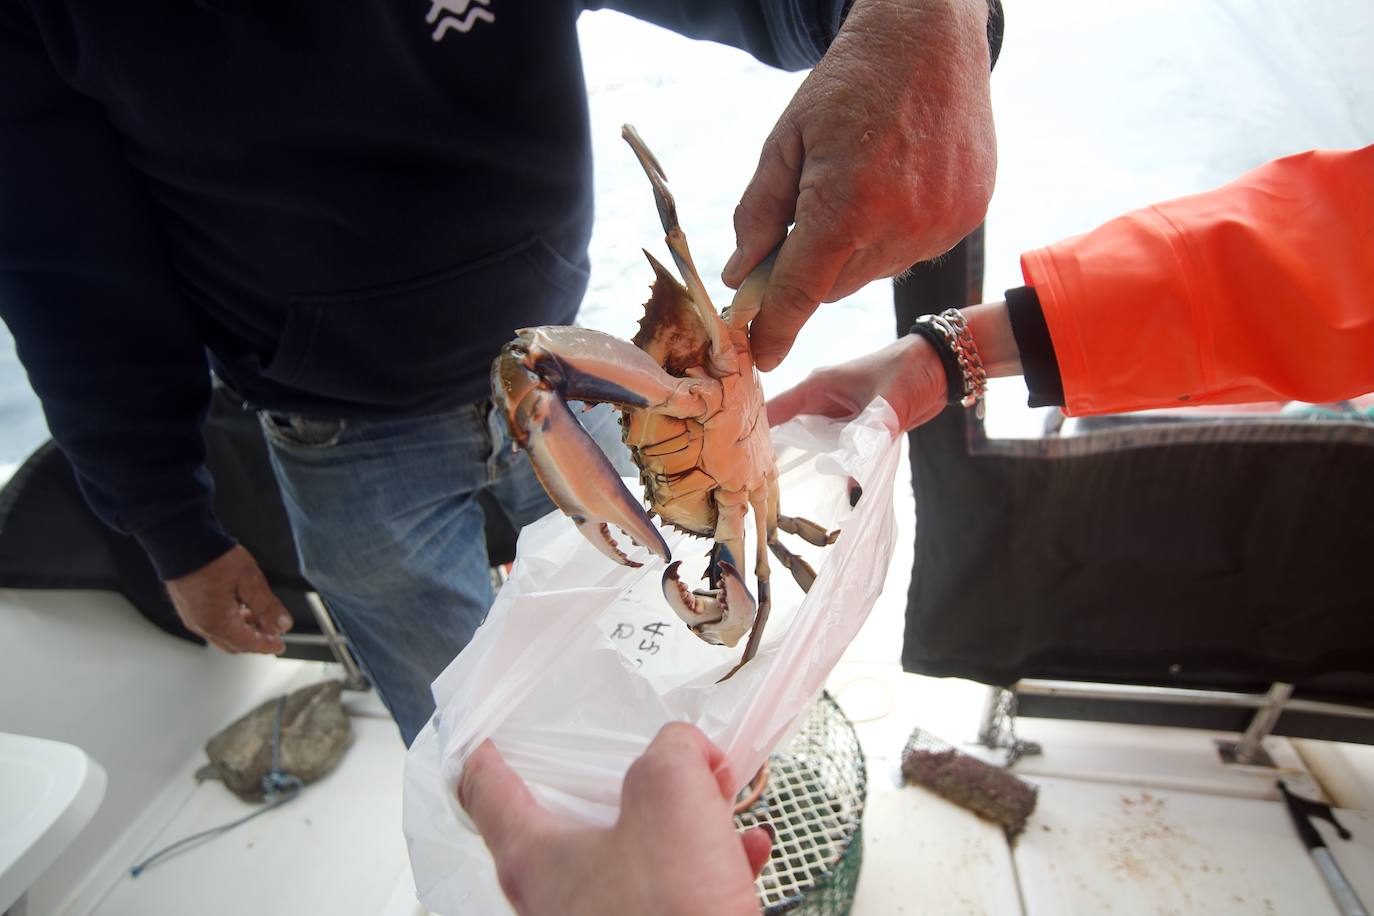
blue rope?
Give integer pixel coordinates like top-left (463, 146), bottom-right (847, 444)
top-left (131, 694), bottom-right (305, 878)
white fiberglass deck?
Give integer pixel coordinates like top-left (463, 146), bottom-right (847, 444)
top-left (3, 447), bottom-right (1372, 916)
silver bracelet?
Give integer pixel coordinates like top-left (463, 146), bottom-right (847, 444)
top-left (913, 309), bottom-right (988, 418)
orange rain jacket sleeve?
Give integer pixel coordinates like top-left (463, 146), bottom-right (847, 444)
top-left (1019, 144), bottom-right (1374, 417)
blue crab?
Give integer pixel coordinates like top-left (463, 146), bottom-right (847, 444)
top-left (491, 125), bottom-right (837, 673)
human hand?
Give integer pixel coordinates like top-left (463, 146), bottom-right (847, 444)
top-left (460, 723), bottom-right (772, 916)
top-left (164, 545), bottom-right (293, 654)
top-left (767, 334), bottom-right (948, 433)
top-left (725, 0), bottom-right (996, 371)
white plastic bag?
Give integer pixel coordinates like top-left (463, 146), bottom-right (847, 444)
top-left (402, 400), bottom-right (902, 915)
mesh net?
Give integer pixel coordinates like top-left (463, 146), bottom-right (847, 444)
top-left (735, 692), bottom-right (867, 915)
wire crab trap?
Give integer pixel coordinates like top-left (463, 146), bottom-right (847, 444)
top-left (735, 692), bottom-right (868, 915)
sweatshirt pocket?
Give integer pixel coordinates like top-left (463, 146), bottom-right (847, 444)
top-left (264, 236), bottom-right (589, 409)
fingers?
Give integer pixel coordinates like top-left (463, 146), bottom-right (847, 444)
top-left (460, 740), bottom-right (554, 859)
top-left (748, 214), bottom-right (854, 372)
top-left (724, 128), bottom-right (804, 288)
top-left (766, 373), bottom-right (863, 427)
top-left (165, 545), bottom-right (291, 655)
top-left (200, 608), bottom-right (286, 655)
top-left (214, 581), bottom-right (287, 656)
top-left (740, 825), bottom-right (773, 877)
top-left (236, 568), bottom-right (292, 653)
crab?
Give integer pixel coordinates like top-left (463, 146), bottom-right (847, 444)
top-left (491, 125), bottom-right (838, 674)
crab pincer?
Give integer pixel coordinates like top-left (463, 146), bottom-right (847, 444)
top-left (661, 557), bottom-right (757, 647)
top-left (492, 332), bottom-right (674, 566)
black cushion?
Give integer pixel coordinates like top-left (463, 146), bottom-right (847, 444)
top-left (902, 407), bottom-right (1374, 701)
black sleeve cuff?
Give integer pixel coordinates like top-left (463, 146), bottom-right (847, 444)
top-left (133, 504), bottom-right (237, 581)
top-left (987, 0), bottom-right (1004, 70)
top-left (832, 0), bottom-right (1003, 68)
top-left (1005, 285), bottom-right (1065, 408)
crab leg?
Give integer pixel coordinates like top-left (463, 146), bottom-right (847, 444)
top-left (777, 514), bottom-right (840, 547)
top-left (769, 511), bottom-right (837, 592)
top-left (622, 124), bottom-right (736, 378)
top-left (767, 540), bottom-right (817, 592)
top-left (661, 490), bottom-right (755, 647)
top-left (722, 246), bottom-right (779, 330)
top-left (718, 487), bottom-right (777, 679)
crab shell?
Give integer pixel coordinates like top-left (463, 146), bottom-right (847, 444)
top-left (624, 254), bottom-right (774, 540)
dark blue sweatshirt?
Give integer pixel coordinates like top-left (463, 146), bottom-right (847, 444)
top-left (0, 1), bottom-right (995, 581)
top-left (0, 0), bottom-right (850, 579)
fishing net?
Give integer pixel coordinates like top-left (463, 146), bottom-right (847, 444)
top-left (736, 692), bottom-right (867, 915)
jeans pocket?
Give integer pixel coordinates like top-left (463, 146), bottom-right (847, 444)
top-left (260, 412), bottom-right (348, 449)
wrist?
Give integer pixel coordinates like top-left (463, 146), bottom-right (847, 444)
top-left (895, 332), bottom-right (945, 392)
top-left (963, 300), bottom-right (1022, 378)
top-left (840, 0), bottom-right (990, 58)
top-left (892, 334), bottom-right (952, 430)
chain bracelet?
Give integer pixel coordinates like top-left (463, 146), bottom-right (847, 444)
top-left (915, 309), bottom-right (988, 418)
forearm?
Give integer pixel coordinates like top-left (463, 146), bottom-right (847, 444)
top-left (1, 13), bottom-right (232, 580)
top-left (963, 300), bottom-right (1021, 378)
top-left (6, 278), bottom-right (232, 581)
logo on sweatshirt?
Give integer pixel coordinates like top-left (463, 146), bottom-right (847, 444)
top-left (426, 0), bottom-right (495, 41)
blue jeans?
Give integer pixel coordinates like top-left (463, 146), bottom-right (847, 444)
top-left (260, 400), bottom-right (630, 745)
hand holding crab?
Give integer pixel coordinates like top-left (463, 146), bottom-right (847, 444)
top-left (725, 0), bottom-right (998, 371)
top-left (492, 126), bottom-right (839, 676)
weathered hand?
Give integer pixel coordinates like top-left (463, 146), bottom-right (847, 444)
top-left (460, 723), bottom-right (772, 916)
top-left (726, 0), bottom-right (997, 371)
top-left (164, 545), bottom-right (293, 654)
top-left (767, 334), bottom-right (948, 433)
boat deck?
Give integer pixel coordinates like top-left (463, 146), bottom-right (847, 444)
top-left (4, 448), bottom-right (1372, 915)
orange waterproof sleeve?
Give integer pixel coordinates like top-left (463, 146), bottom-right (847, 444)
top-left (1020, 145), bottom-right (1374, 416)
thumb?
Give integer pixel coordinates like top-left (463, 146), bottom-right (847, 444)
top-left (740, 825), bottom-right (774, 877)
top-left (724, 128), bottom-right (803, 288)
top-left (460, 740), bottom-right (555, 858)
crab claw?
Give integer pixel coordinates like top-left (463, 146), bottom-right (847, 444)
top-left (662, 559), bottom-right (756, 647)
top-left (495, 355), bottom-right (671, 566)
